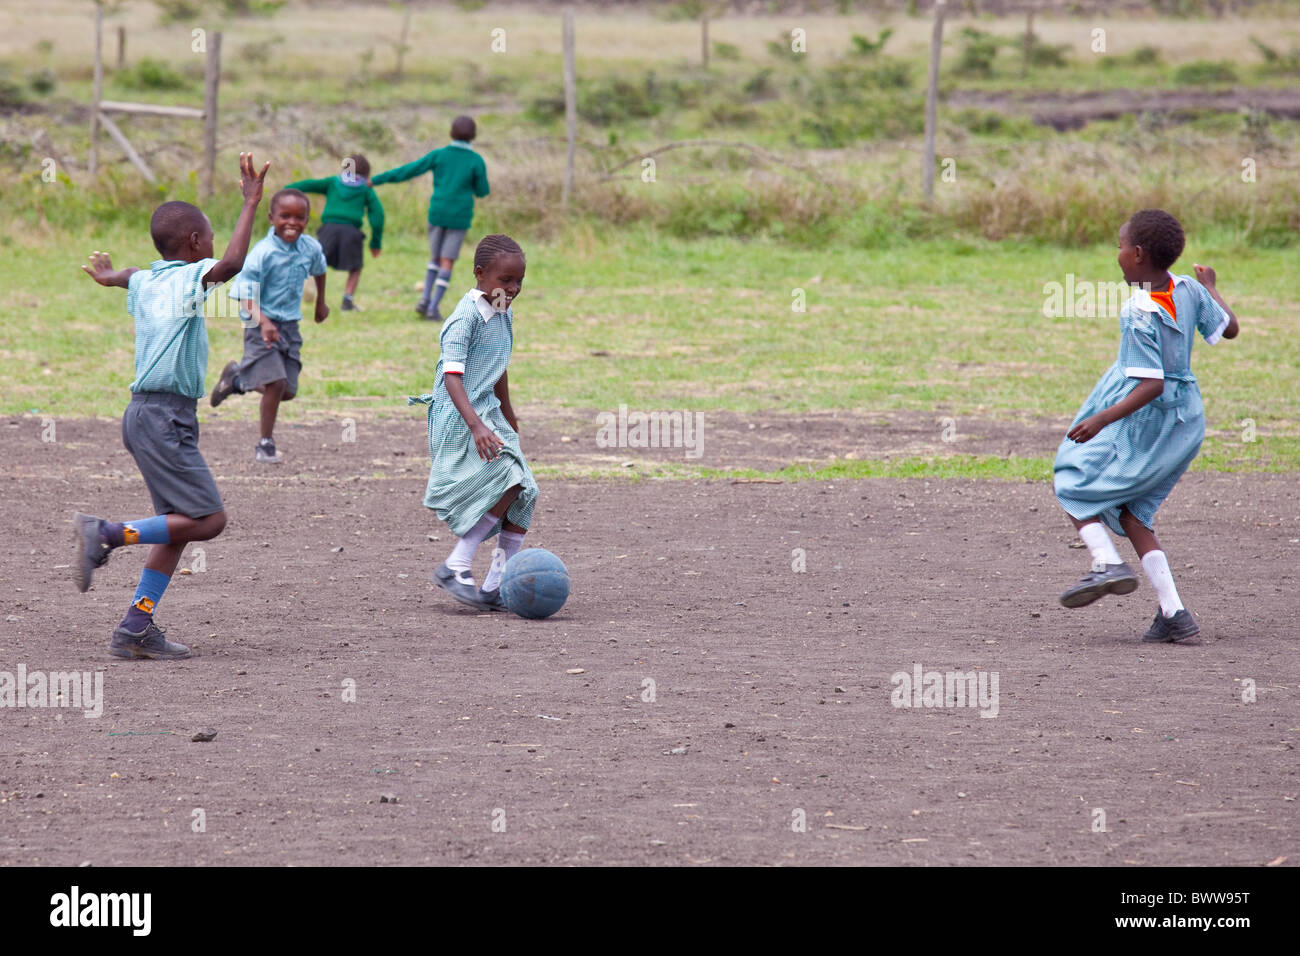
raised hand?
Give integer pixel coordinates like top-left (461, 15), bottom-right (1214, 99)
top-left (239, 151), bottom-right (271, 205)
top-left (81, 250), bottom-right (117, 286)
top-left (1193, 263), bottom-right (1217, 288)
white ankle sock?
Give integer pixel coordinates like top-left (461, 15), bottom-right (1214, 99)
top-left (446, 514), bottom-right (499, 575)
top-left (1141, 550), bottom-right (1184, 616)
top-left (1079, 522), bottom-right (1123, 568)
top-left (482, 531), bottom-right (526, 592)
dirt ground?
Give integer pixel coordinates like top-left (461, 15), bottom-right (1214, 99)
top-left (1, 413), bottom-right (1296, 866)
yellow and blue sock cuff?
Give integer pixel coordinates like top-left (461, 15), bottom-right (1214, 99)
top-left (131, 568), bottom-right (171, 616)
top-left (123, 515), bottom-right (170, 546)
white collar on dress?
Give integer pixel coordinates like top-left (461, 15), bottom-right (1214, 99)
top-left (471, 288), bottom-right (510, 323)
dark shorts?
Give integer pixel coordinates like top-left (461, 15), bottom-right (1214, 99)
top-left (317, 221), bottom-right (365, 272)
top-left (122, 391), bottom-right (224, 519)
top-left (239, 319), bottom-right (303, 396)
top-left (427, 225), bottom-right (467, 263)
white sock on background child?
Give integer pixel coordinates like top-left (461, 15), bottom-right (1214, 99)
top-left (1079, 521), bottom-right (1123, 568)
top-left (446, 513), bottom-right (499, 575)
top-left (482, 530), bottom-right (525, 592)
top-left (1141, 550), bottom-right (1185, 617)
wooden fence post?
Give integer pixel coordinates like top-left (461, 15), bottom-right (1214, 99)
top-left (201, 31), bottom-right (221, 199)
top-left (562, 8), bottom-right (576, 208)
top-left (922, 0), bottom-right (947, 202)
top-left (90, 1), bottom-right (103, 179)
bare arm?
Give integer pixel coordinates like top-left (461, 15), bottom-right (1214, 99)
top-left (494, 371), bottom-right (518, 433)
top-left (82, 251), bottom-right (139, 288)
top-left (1194, 264), bottom-right (1239, 340)
top-left (313, 273), bottom-right (329, 323)
top-left (445, 374), bottom-right (504, 461)
top-left (204, 153), bottom-right (270, 288)
top-left (1067, 378), bottom-right (1164, 443)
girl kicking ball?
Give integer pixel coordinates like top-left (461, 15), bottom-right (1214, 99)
top-left (410, 235), bottom-right (538, 611)
top-left (1053, 209), bottom-right (1240, 642)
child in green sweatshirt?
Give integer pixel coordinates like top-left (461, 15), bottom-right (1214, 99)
top-left (371, 116), bottom-right (490, 321)
top-left (287, 154), bottom-right (384, 312)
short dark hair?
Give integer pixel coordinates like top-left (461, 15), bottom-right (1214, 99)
top-left (451, 115), bottom-right (476, 142)
top-left (474, 234), bottom-right (524, 272)
top-left (344, 154), bottom-right (370, 181)
top-left (270, 188), bottom-right (310, 214)
top-left (149, 200), bottom-right (207, 257)
top-left (1127, 209), bottom-right (1185, 271)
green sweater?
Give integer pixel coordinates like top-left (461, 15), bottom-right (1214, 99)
top-left (285, 176), bottom-right (385, 250)
top-left (370, 141), bottom-right (489, 231)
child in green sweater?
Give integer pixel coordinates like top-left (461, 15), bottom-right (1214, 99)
top-left (287, 154), bottom-right (384, 312)
top-left (371, 116), bottom-right (490, 321)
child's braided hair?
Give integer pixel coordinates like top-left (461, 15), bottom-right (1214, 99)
top-left (474, 234), bottom-right (524, 272)
top-left (1127, 209), bottom-right (1185, 271)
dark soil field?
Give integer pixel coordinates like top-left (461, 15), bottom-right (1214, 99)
top-left (1, 414), bottom-right (1296, 866)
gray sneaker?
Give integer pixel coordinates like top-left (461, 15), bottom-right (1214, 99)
top-left (110, 621), bottom-right (192, 660)
top-left (426, 305), bottom-right (443, 322)
top-left (1059, 561), bottom-right (1139, 608)
top-left (415, 300), bottom-right (431, 318)
top-left (255, 438), bottom-right (282, 464)
top-left (433, 562), bottom-right (493, 610)
top-left (73, 512), bottom-right (112, 593)
top-left (1142, 607), bottom-right (1200, 643)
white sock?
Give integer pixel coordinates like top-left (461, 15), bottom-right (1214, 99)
top-left (482, 531), bottom-right (525, 592)
top-left (1079, 522), bottom-right (1123, 569)
top-left (1141, 550), bottom-right (1185, 617)
top-left (446, 514), bottom-right (499, 575)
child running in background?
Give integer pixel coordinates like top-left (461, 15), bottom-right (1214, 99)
top-left (409, 235), bottom-right (537, 611)
top-left (76, 153), bottom-right (269, 660)
top-left (286, 154), bottom-right (384, 312)
top-left (209, 188), bottom-right (329, 464)
top-left (371, 115), bottom-right (489, 322)
top-left (1054, 209), bottom-right (1239, 643)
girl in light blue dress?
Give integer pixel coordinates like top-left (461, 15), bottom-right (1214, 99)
top-left (1054, 209), bottom-right (1239, 642)
top-left (409, 235), bottom-right (538, 611)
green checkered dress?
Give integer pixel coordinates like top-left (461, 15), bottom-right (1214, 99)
top-left (408, 290), bottom-right (538, 537)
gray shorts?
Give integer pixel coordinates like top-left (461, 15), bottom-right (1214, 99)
top-left (427, 225), bottom-right (466, 263)
top-left (122, 391), bottom-right (225, 519)
top-left (239, 319), bottom-right (303, 396)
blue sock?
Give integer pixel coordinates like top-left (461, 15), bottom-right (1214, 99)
top-left (430, 268), bottom-right (453, 310)
top-left (420, 262), bottom-right (438, 304)
top-left (103, 515), bottom-right (171, 547)
top-left (121, 567), bottom-right (170, 632)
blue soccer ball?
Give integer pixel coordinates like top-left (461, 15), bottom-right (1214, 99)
top-left (500, 548), bottom-right (570, 619)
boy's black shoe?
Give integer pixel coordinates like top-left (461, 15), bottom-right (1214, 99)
top-left (110, 621), bottom-right (192, 660)
top-left (414, 300), bottom-right (430, 318)
top-left (210, 360), bottom-right (242, 408)
top-left (341, 294), bottom-right (359, 312)
top-left (1059, 561), bottom-right (1139, 608)
top-left (73, 512), bottom-right (112, 593)
top-left (1142, 607), bottom-right (1200, 643)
